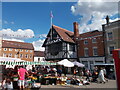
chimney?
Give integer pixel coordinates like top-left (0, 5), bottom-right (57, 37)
top-left (105, 15), bottom-right (109, 25)
top-left (73, 22), bottom-right (79, 39)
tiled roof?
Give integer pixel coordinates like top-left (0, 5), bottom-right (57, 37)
top-left (2, 40), bottom-right (34, 50)
top-left (79, 30), bottom-right (103, 38)
top-left (52, 25), bottom-right (75, 43)
top-left (34, 51), bottom-right (45, 57)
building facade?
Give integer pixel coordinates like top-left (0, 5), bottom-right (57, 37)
top-left (102, 19), bottom-right (120, 63)
top-left (78, 30), bottom-right (105, 70)
top-left (1, 40), bottom-right (34, 61)
top-left (43, 22), bottom-right (106, 70)
top-left (42, 22), bottom-right (79, 61)
top-left (34, 51), bottom-right (45, 62)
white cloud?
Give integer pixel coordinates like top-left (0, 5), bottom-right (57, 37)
top-left (11, 21), bottom-right (14, 24)
top-left (71, 1), bottom-right (119, 33)
top-left (32, 39), bottom-right (45, 51)
top-left (0, 28), bottom-right (34, 41)
top-left (4, 21), bottom-right (8, 24)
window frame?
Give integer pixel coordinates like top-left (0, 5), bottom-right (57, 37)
top-left (93, 47), bottom-right (98, 56)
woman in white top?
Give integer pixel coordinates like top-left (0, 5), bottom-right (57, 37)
top-left (98, 67), bottom-right (106, 83)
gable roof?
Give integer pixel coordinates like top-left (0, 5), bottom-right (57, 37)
top-left (2, 40), bottom-right (34, 50)
top-left (34, 51), bottom-right (45, 57)
top-left (52, 25), bottom-right (74, 43)
top-left (42, 25), bottom-right (75, 47)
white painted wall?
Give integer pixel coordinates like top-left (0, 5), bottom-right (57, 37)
top-left (34, 56), bottom-right (45, 62)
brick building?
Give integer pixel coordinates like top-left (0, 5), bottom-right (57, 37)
top-left (0, 40), bottom-right (34, 61)
top-left (43, 22), bottom-right (105, 70)
top-left (78, 30), bottom-right (105, 70)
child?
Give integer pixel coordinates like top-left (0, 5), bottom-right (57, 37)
top-left (6, 78), bottom-right (13, 90)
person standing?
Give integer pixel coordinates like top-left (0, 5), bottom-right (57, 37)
top-left (98, 67), bottom-right (106, 83)
top-left (18, 66), bottom-right (28, 90)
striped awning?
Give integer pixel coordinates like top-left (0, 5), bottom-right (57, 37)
top-left (0, 61), bottom-right (56, 65)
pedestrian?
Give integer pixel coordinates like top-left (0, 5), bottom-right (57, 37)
top-left (92, 66), bottom-right (99, 82)
top-left (5, 78), bottom-right (13, 90)
top-left (85, 69), bottom-right (90, 81)
top-left (98, 67), bottom-right (106, 83)
top-left (103, 67), bottom-right (108, 82)
top-left (73, 68), bottom-right (78, 78)
top-left (18, 66), bottom-right (28, 90)
top-left (1, 76), bottom-right (7, 90)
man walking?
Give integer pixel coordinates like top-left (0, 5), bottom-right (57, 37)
top-left (18, 66), bottom-right (28, 90)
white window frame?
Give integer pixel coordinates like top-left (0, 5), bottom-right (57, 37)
top-left (84, 40), bottom-right (88, 45)
top-left (8, 53), bottom-right (12, 57)
top-left (15, 49), bottom-right (18, 52)
top-left (29, 54), bottom-right (32, 59)
top-left (107, 32), bottom-right (113, 41)
top-left (9, 48), bottom-right (13, 51)
top-left (92, 38), bottom-right (97, 43)
top-left (25, 50), bottom-right (28, 52)
top-left (15, 54), bottom-right (18, 58)
top-left (3, 53), bottom-right (7, 57)
top-left (30, 50), bottom-right (33, 53)
top-left (25, 54), bottom-right (28, 58)
top-left (93, 47), bottom-right (98, 56)
top-left (19, 54), bottom-right (23, 58)
top-left (20, 49), bottom-right (23, 52)
top-left (108, 46), bottom-right (115, 55)
top-left (4, 48), bottom-right (7, 51)
top-left (84, 48), bottom-right (89, 57)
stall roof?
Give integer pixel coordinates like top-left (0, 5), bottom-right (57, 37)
top-left (94, 63), bottom-right (114, 66)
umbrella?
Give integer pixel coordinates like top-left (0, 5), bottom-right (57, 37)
top-left (57, 59), bottom-right (74, 67)
top-left (72, 61), bottom-right (85, 67)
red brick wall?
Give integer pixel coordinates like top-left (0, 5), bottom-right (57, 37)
top-left (78, 31), bottom-right (105, 57)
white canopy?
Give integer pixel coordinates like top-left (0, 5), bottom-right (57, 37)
top-left (0, 57), bottom-right (25, 62)
top-left (57, 59), bottom-right (74, 67)
top-left (72, 61), bottom-right (85, 67)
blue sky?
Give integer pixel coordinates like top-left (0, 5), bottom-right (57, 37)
top-left (2, 2), bottom-right (78, 41)
top-left (1, 1), bottom-right (119, 51)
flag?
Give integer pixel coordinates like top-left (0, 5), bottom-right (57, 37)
top-left (50, 11), bottom-right (53, 18)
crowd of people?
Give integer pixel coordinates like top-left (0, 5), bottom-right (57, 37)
top-left (0, 65), bottom-right (112, 90)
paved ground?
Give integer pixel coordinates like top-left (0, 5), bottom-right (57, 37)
top-left (40, 80), bottom-right (117, 88)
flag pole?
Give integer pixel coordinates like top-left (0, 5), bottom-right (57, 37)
top-left (50, 11), bottom-right (53, 28)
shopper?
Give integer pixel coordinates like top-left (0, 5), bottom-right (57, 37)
top-left (98, 67), bottom-right (106, 83)
top-left (18, 66), bottom-right (28, 90)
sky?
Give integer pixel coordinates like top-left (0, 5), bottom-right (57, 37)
top-left (0, 0), bottom-right (120, 51)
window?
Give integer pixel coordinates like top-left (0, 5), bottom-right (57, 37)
top-left (9, 48), bottom-right (13, 51)
top-left (3, 53), bottom-right (7, 57)
top-left (69, 44), bottom-right (75, 51)
top-left (4, 48), bottom-right (7, 51)
top-left (25, 50), bottom-right (28, 52)
top-left (20, 49), bottom-right (23, 52)
top-left (30, 50), bottom-right (33, 53)
top-left (92, 38), bottom-right (97, 43)
top-left (15, 49), bottom-right (18, 52)
top-left (25, 54), bottom-right (28, 58)
top-left (107, 32), bottom-right (113, 41)
top-left (29, 54), bottom-right (32, 59)
top-left (84, 40), bottom-right (88, 45)
top-left (38, 58), bottom-right (40, 62)
top-left (84, 48), bottom-right (89, 57)
top-left (93, 47), bottom-right (98, 56)
top-left (15, 54), bottom-right (18, 58)
top-left (109, 46), bottom-right (114, 55)
top-left (20, 54), bottom-right (23, 58)
top-left (8, 53), bottom-right (12, 57)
